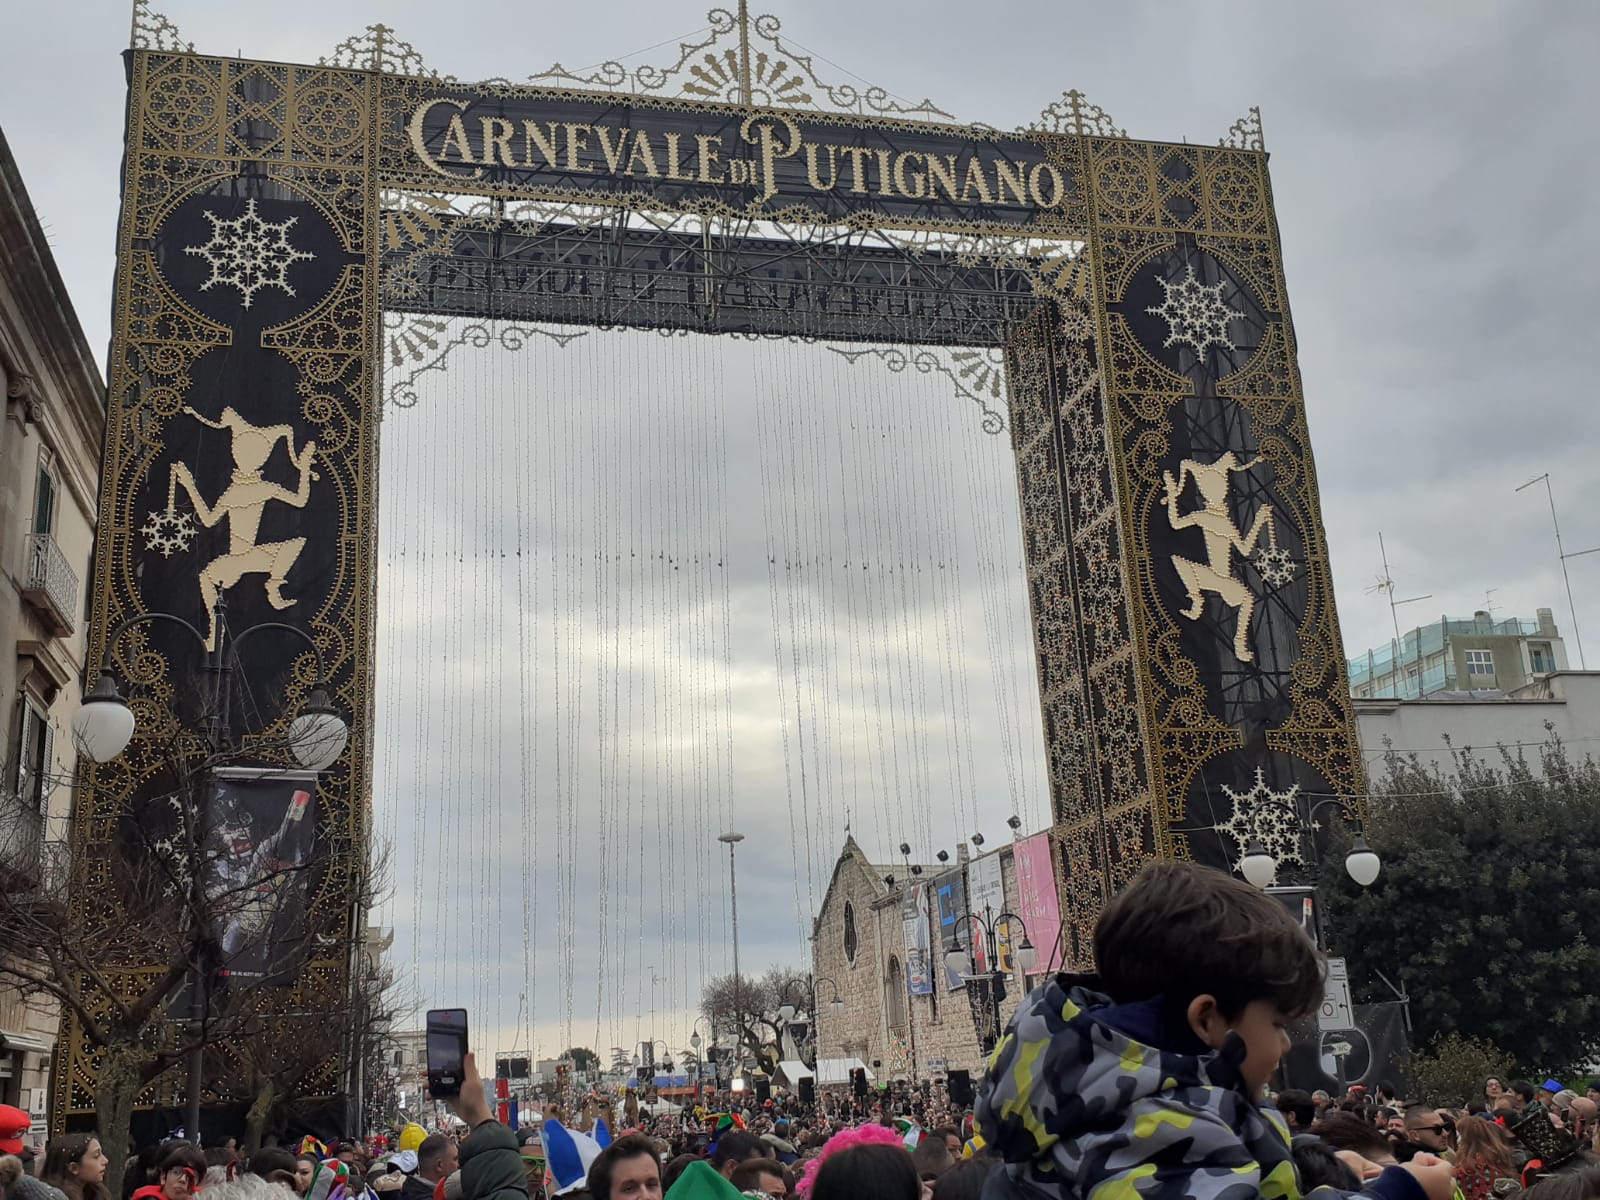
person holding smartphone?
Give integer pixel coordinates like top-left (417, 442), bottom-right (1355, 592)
top-left (448, 1052), bottom-right (532, 1200)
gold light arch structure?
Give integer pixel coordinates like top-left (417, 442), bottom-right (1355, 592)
top-left (63, 0), bottom-right (1355, 1125)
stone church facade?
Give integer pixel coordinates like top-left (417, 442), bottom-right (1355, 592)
top-left (810, 836), bottom-right (1040, 1087)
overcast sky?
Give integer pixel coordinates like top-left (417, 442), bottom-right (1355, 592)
top-left (5, 1), bottom-right (1600, 1066)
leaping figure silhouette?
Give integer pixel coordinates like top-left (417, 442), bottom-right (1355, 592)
top-left (1162, 451), bottom-right (1273, 663)
top-left (168, 406), bottom-right (317, 650)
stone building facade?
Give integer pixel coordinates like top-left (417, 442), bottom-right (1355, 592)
top-left (0, 124), bottom-right (105, 1137)
top-left (810, 836), bottom-right (1043, 1088)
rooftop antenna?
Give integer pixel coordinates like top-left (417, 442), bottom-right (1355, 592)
top-left (1483, 588), bottom-right (1499, 621)
top-left (1365, 532), bottom-right (1432, 697)
top-left (1515, 474), bottom-right (1592, 669)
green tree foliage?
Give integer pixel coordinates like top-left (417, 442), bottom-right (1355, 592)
top-left (563, 1046), bottom-right (600, 1072)
top-left (1319, 738), bottom-right (1600, 1078)
top-left (1408, 1032), bottom-right (1516, 1108)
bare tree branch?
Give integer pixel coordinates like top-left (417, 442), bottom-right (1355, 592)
top-left (0, 685), bottom-right (361, 1194)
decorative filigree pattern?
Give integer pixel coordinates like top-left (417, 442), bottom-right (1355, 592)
top-left (828, 345), bottom-right (1008, 435)
top-left (130, 0), bottom-right (192, 52)
top-left (1007, 290), bottom-right (1154, 960)
top-left (1220, 106), bottom-right (1265, 152)
top-left (1146, 264), bottom-right (1243, 355)
top-left (527, 9), bottom-right (955, 120)
top-left (321, 24), bottom-right (453, 78)
top-left (139, 508), bottom-right (195, 557)
top-left (224, 64), bottom-right (289, 159)
top-left (1093, 662), bottom-right (1146, 804)
top-left (1213, 768), bottom-right (1307, 882)
top-left (1254, 543), bottom-right (1298, 588)
top-left (1077, 529), bottom-right (1127, 658)
top-left (1098, 217), bottom-right (1365, 869)
top-left (382, 315), bottom-right (589, 409)
top-left (184, 200), bottom-right (316, 309)
top-left (140, 57), bottom-right (223, 156)
top-left (1031, 90), bottom-right (1125, 138)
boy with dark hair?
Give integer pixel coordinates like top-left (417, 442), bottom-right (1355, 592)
top-left (976, 861), bottom-right (1455, 1200)
top-left (1276, 1090), bottom-right (1318, 1133)
top-left (708, 1133), bottom-right (766, 1181)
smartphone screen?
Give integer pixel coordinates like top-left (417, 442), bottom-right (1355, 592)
top-left (426, 1008), bottom-right (468, 1098)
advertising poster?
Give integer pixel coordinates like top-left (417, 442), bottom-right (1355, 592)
top-left (934, 870), bottom-right (967, 990)
top-left (207, 767), bottom-right (321, 986)
top-left (966, 852), bottom-right (1012, 973)
top-left (901, 883), bottom-right (934, 995)
top-left (1012, 834), bottom-right (1064, 974)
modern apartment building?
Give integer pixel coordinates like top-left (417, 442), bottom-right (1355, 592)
top-left (1347, 608), bottom-right (1569, 701)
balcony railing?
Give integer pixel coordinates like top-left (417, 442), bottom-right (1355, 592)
top-left (21, 531), bottom-right (77, 636)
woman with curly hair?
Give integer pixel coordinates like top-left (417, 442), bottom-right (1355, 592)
top-left (1454, 1116), bottom-right (1518, 1200)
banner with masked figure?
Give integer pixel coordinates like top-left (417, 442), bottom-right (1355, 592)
top-left (206, 767), bottom-right (321, 986)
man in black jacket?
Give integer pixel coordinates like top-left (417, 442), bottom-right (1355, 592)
top-left (403, 1137), bottom-right (457, 1200)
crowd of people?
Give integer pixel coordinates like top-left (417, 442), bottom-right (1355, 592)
top-left (3, 862), bottom-right (1598, 1200)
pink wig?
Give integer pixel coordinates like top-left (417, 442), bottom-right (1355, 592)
top-left (795, 1123), bottom-right (908, 1197)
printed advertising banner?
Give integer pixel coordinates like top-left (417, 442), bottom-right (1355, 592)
top-left (1012, 834), bottom-right (1064, 974)
top-left (966, 852), bottom-right (1012, 973)
top-left (933, 870), bottom-right (967, 990)
top-left (208, 768), bottom-right (321, 986)
top-left (901, 884), bottom-right (934, 996)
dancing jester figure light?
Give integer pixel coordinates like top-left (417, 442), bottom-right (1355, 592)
top-left (143, 405), bottom-right (319, 649)
top-left (1162, 451), bottom-right (1290, 663)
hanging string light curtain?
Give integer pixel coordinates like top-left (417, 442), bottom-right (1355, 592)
top-left (371, 244), bottom-right (1050, 1063)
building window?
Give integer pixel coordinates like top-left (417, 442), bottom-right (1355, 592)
top-left (1531, 643), bottom-right (1555, 673)
top-left (1466, 649), bottom-right (1494, 677)
top-left (886, 956), bottom-right (907, 1032)
top-left (843, 901), bottom-right (858, 965)
top-left (11, 699), bottom-right (51, 810)
top-left (32, 458), bottom-right (56, 537)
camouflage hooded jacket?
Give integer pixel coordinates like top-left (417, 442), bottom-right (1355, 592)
top-left (974, 979), bottom-right (1425, 1200)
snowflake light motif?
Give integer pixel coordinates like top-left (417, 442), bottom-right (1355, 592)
top-left (1254, 544), bottom-right (1298, 588)
top-left (141, 507), bottom-right (196, 557)
top-left (1214, 767), bottom-right (1307, 883)
top-left (1146, 264), bottom-right (1244, 356)
top-left (184, 199), bottom-right (314, 309)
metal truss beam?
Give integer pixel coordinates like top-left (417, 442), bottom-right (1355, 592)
top-left (383, 213), bottom-right (1046, 346)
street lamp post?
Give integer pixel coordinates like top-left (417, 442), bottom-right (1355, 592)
top-left (1235, 797), bottom-right (1382, 892)
top-left (635, 1038), bottom-right (672, 1095)
top-left (943, 904), bottom-right (1037, 1053)
top-left (71, 595), bottom-right (349, 1143)
top-left (689, 1018), bottom-right (713, 1102)
top-left (718, 831), bottom-right (745, 1071)
top-left (776, 976), bottom-right (843, 1064)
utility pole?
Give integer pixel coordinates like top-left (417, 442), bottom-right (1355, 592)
top-left (1516, 474), bottom-right (1591, 670)
top-left (1369, 533), bottom-right (1431, 698)
top-left (719, 832), bottom-right (745, 1071)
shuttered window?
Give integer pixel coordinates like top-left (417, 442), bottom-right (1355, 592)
top-left (12, 700), bottom-right (52, 808)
